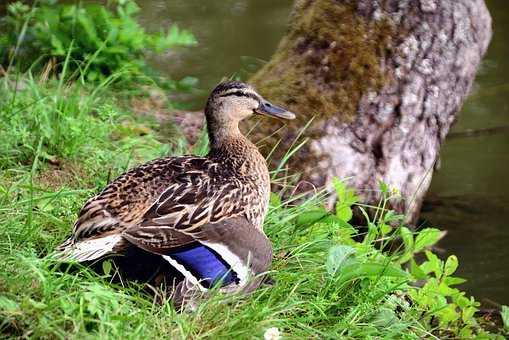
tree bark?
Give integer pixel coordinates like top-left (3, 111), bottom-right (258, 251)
top-left (250, 0), bottom-right (492, 223)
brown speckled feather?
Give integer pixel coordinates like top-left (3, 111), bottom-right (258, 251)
top-left (57, 137), bottom-right (270, 259)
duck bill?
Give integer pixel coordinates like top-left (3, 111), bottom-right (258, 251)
top-left (255, 100), bottom-right (296, 120)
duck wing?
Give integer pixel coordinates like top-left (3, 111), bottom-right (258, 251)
top-left (123, 216), bottom-right (272, 289)
top-left (119, 170), bottom-right (248, 255)
top-left (56, 156), bottom-right (225, 261)
top-left (120, 175), bottom-right (268, 288)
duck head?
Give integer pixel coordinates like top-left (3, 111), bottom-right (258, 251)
top-left (205, 81), bottom-right (295, 146)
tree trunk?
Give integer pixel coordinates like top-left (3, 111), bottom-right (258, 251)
top-left (249, 0), bottom-right (492, 223)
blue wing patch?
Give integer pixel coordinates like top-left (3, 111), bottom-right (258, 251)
top-left (170, 245), bottom-right (237, 288)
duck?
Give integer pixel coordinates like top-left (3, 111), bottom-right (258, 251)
top-left (55, 80), bottom-right (296, 306)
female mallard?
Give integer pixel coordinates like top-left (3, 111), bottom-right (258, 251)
top-left (56, 81), bottom-right (295, 304)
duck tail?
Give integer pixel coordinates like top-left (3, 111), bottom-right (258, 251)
top-left (52, 234), bottom-right (124, 262)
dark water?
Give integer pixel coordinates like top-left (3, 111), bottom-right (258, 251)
top-left (136, 1), bottom-right (509, 304)
top-left (420, 0), bottom-right (509, 305)
top-left (138, 0), bottom-right (293, 108)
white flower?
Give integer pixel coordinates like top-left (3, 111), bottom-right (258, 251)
top-left (263, 327), bottom-right (281, 340)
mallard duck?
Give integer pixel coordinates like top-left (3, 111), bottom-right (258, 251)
top-left (56, 81), bottom-right (295, 304)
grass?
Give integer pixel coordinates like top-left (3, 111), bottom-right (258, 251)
top-left (0, 69), bottom-right (506, 339)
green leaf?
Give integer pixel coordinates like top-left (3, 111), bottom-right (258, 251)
top-left (50, 34), bottom-right (66, 55)
top-left (438, 304), bottom-right (460, 326)
top-left (383, 210), bottom-right (404, 223)
top-left (456, 295), bottom-right (475, 309)
top-left (444, 276), bottom-right (467, 286)
top-left (410, 259), bottom-right (427, 280)
top-left (458, 326), bottom-right (473, 339)
top-left (423, 251), bottom-right (443, 278)
top-left (326, 245), bottom-right (356, 275)
top-left (0, 296), bottom-right (20, 313)
top-left (123, 0), bottom-right (140, 16)
top-left (398, 226), bottom-right (414, 263)
top-left (400, 226), bottom-right (414, 251)
top-left (363, 222), bottom-right (378, 245)
top-left (332, 178), bottom-right (358, 205)
top-left (337, 262), bottom-right (409, 286)
top-left (269, 193), bottom-right (282, 207)
top-left (102, 260), bottom-right (112, 276)
top-left (444, 255), bottom-right (459, 277)
top-left (295, 208), bottom-right (329, 227)
top-left (438, 281), bottom-right (458, 296)
top-left (380, 223), bottom-right (392, 235)
top-left (379, 180), bottom-right (389, 195)
top-left (336, 205), bottom-right (353, 222)
top-left (501, 305), bottom-right (509, 331)
top-left (461, 306), bottom-right (477, 324)
top-left (332, 177), bottom-right (347, 201)
top-left (77, 14), bottom-right (99, 46)
top-left (29, 299), bottom-right (47, 310)
top-left (372, 308), bottom-right (398, 328)
top-left (414, 228), bottom-right (442, 252)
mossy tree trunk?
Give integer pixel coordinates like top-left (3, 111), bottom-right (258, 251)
top-left (250, 0), bottom-right (492, 223)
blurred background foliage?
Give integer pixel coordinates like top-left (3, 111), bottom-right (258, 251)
top-left (0, 0), bottom-right (196, 82)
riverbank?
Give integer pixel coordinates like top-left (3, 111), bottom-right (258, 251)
top-left (0, 73), bottom-right (506, 338)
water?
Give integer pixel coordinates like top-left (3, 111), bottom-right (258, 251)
top-left (420, 0), bottom-right (509, 305)
top-left (138, 0), bottom-right (293, 109)
top-left (137, 0), bottom-right (508, 304)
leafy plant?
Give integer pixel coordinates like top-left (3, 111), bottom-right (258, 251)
top-left (0, 0), bottom-right (196, 82)
top-left (332, 177), bottom-right (358, 222)
top-left (407, 251), bottom-right (481, 337)
top-left (502, 305), bottom-right (509, 332)
top-left (295, 179), bottom-right (501, 338)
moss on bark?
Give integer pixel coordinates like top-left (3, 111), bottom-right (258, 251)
top-left (247, 0), bottom-right (399, 178)
top-left (250, 0), bottom-right (396, 123)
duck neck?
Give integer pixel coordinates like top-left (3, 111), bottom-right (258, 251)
top-left (207, 119), bottom-right (243, 149)
top-left (206, 117), bottom-right (263, 171)
top-left (205, 103), bottom-right (252, 152)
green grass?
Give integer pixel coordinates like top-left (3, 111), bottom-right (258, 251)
top-left (0, 71), bottom-right (505, 339)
